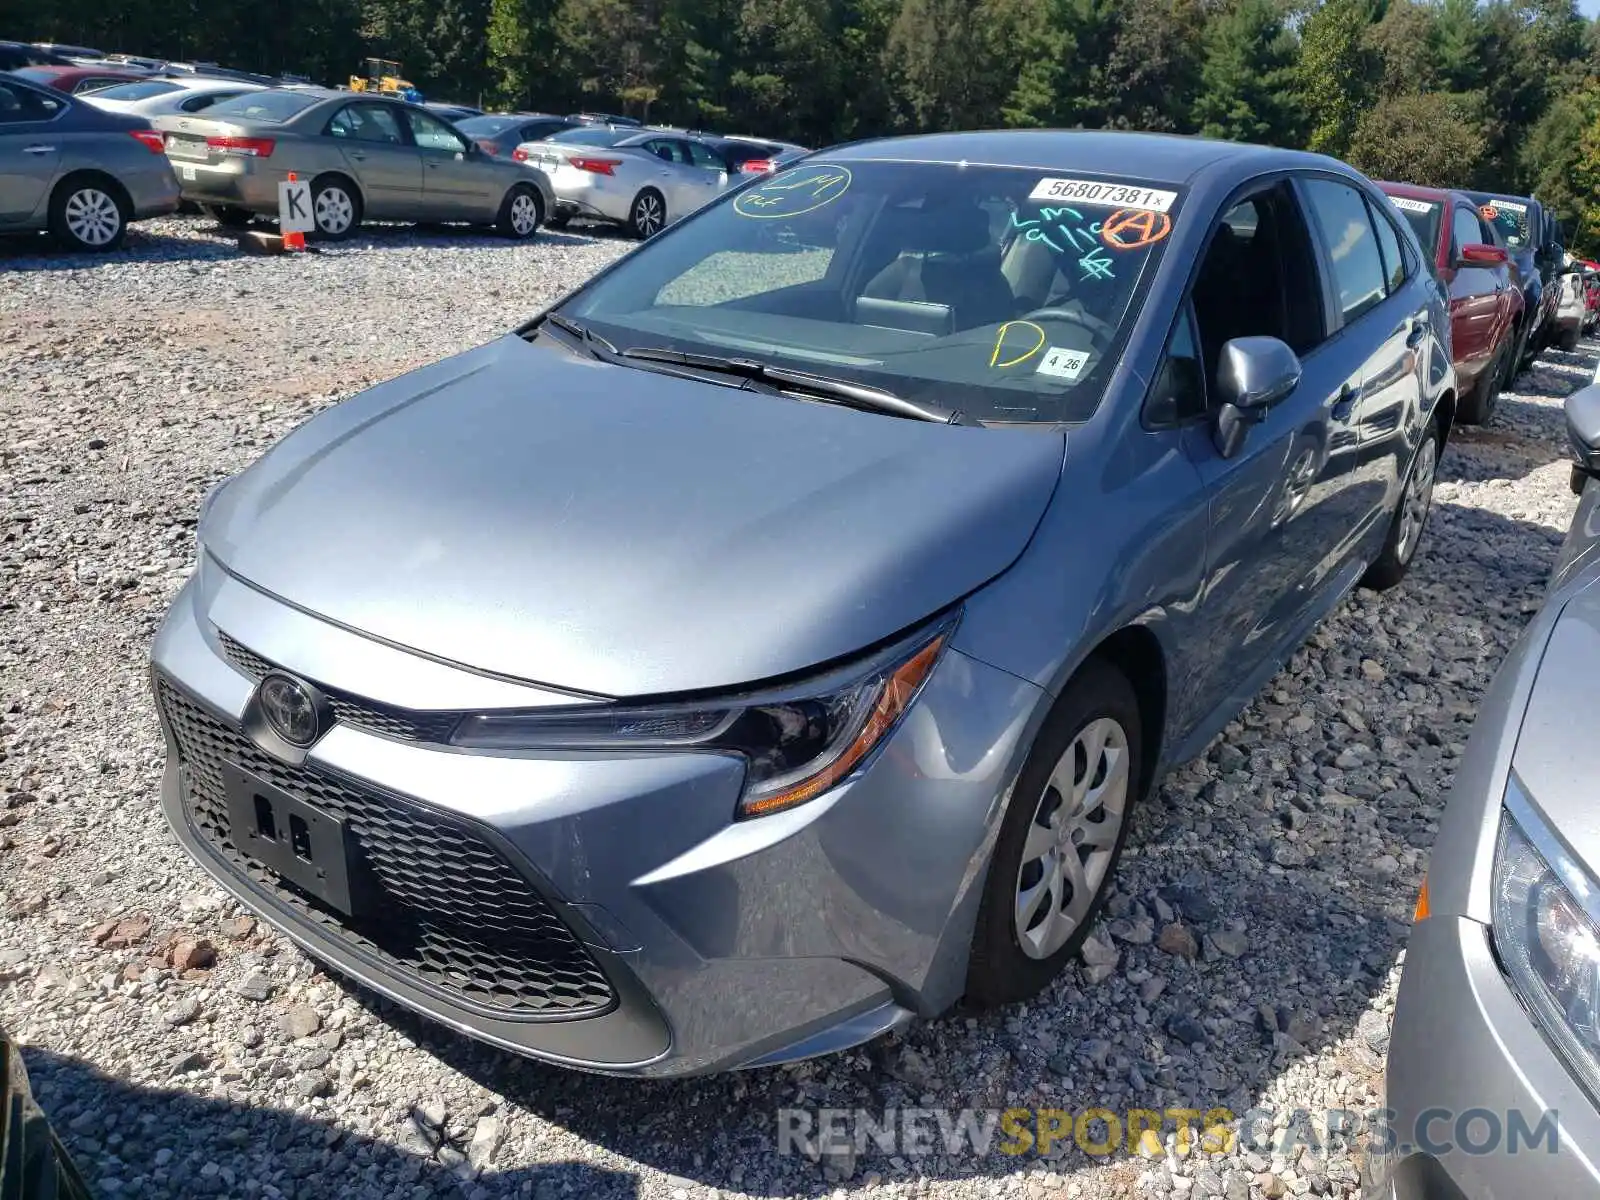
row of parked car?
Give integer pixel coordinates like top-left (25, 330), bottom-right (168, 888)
top-left (0, 38), bottom-right (809, 249)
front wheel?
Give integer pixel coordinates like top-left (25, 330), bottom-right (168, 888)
top-left (966, 659), bottom-right (1143, 1008)
top-left (628, 188), bottom-right (665, 239)
top-left (1361, 416), bottom-right (1440, 591)
top-left (496, 184), bottom-right (542, 239)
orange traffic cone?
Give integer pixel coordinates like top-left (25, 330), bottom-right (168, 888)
top-left (283, 171), bottom-right (307, 251)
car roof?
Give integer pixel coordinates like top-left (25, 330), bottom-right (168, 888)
top-left (816, 129), bottom-right (1329, 185)
top-left (1376, 180), bottom-right (1456, 204)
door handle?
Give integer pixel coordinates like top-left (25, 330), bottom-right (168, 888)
top-left (1405, 318), bottom-right (1427, 347)
top-left (22, 144), bottom-right (55, 154)
top-left (1331, 384), bottom-right (1358, 422)
top-left (348, 151), bottom-right (367, 161)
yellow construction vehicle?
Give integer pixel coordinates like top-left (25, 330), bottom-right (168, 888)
top-left (348, 58), bottom-right (418, 97)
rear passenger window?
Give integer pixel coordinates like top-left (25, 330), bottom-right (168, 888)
top-left (1368, 199), bottom-right (1406, 292)
top-left (1303, 178), bottom-right (1389, 325)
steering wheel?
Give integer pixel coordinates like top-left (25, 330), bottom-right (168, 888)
top-left (1019, 306), bottom-right (1119, 347)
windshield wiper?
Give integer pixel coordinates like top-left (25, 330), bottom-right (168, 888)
top-left (538, 312), bottom-right (613, 359)
top-left (619, 347), bottom-right (974, 425)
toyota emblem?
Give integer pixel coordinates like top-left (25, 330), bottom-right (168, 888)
top-left (257, 674), bottom-right (322, 747)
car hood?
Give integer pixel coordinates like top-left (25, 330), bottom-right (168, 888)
top-left (202, 335), bottom-right (1065, 697)
top-left (1512, 582), bottom-right (1600, 875)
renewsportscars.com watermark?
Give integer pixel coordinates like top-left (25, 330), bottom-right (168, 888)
top-left (777, 1105), bottom-right (1561, 1161)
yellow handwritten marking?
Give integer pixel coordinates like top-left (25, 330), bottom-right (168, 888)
top-left (990, 321), bottom-right (1047, 368)
top-left (734, 166), bottom-right (853, 219)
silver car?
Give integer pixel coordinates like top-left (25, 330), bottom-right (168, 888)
top-left (520, 126), bottom-right (732, 237)
top-left (150, 88), bottom-right (554, 239)
top-left (81, 76), bottom-right (264, 119)
top-left (1365, 383), bottom-right (1600, 1199)
top-left (0, 70), bottom-right (179, 250)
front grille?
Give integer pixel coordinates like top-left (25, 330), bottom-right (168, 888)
top-left (157, 678), bottom-right (615, 1018)
top-left (216, 631), bottom-right (463, 744)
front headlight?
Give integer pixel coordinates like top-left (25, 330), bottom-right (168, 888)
top-left (452, 617), bottom-right (953, 819)
top-left (1492, 775), bottom-right (1600, 1097)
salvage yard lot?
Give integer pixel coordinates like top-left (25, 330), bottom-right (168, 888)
top-left (0, 218), bottom-right (1588, 1200)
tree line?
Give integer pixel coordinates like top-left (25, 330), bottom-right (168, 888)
top-left (19, 0), bottom-right (1600, 251)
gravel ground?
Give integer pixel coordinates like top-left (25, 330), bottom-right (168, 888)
top-left (0, 214), bottom-right (1588, 1200)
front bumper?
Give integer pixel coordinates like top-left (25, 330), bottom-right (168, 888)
top-left (1365, 916), bottom-right (1600, 1198)
top-left (150, 554), bottom-right (1044, 1076)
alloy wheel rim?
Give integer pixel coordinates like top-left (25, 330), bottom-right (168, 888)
top-left (1014, 716), bottom-right (1130, 960)
top-left (636, 194), bottom-right (663, 236)
top-left (316, 188), bottom-right (354, 234)
top-left (65, 188), bottom-right (120, 247)
top-left (510, 193), bottom-right (538, 235)
top-left (1397, 435), bottom-right (1437, 564)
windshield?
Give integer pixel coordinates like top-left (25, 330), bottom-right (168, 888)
top-left (205, 90), bottom-right (319, 123)
top-left (560, 160), bottom-right (1180, 423)
top-left (1466, 193), bottom-right (1530, 248)
top-left (1385, 194), bottom-right (1440, 257)
top-left (551, 126), bottom-right (632, 147)
top-left (89, 79), bottom-right (182, 101)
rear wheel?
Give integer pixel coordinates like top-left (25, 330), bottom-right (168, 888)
top-left (496, 184), bottom-right (542, 239)
top-left (48, 177), bottom-right (128, 252)
top-left (628, 188), bottom-right (665, 239)
top-left (1361, 416), bottom-right (1440, 591)
top-left (1458, 343), bottom-right (1508, 425)
top-left (310, 176), bottom-right (361, 240)
top-left (966, 659), bottom-right (1143, 1008)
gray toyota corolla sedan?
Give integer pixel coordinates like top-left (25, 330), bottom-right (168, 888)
top-left (1365, 385), bottom-right (1600, 1199)
top-left (150, 131), bottom-right (1454, 1077)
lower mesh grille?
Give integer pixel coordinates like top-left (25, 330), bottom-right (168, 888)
top-left (157, 677), bottom-right (615, 1018)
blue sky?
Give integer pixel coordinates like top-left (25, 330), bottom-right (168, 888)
top-left (1582, 0), bottom-right (1600, 16)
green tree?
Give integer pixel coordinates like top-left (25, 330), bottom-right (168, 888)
top-left (487, 0), bottom-right (560, 110)
top-left (1298, 0), bottom-right (1376, 157)
top-left (1100, 0), bottom-right (1205, 132)
top-left (1192, 0), bottom-right (1302, 145)
top-left (884, 0), bottom-right (1039, 131)
top-left (1346, 89), bottom-right (1491, 186)
top-left (1365, 0), bottom-right (1439, 99)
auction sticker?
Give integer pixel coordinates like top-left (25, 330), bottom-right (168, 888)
top-left (1036, 346), bottom-right (1091, 381)
top-left (1029, 178), bottom-right (1176, 212)
top-left (1388, 196), bottom-right (1434, 214)
top-left (1492, 198), bottom-right (1529, 212)
top-left (734, 166), bottom-right (852, 219)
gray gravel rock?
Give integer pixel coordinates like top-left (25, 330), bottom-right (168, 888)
top-left (1, 218), bottom-right (1588, 1200)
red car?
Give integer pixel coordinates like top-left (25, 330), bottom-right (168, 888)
top-left (1381, 181), bottom-right (1524, 424)
top-left (11, 65), bottom-right (153, 96)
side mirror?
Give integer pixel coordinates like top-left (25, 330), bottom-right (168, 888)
top-left (1567, 385), bottom-right (1600, 494)
top-left (1457, 242), bottom-right (1508, 269)
top-left (1212, 336), bottom-right (1302, 459)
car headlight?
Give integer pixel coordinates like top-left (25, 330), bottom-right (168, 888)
top-left (1493, 774), bottom-right (1600, 1096)
top-left (451, 617), bottom-right (954, 818)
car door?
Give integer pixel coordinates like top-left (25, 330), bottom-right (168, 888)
top-left (0, 79), bottom-right (65, 225)
top-left (1178, 178), bottom-right (1369, 723)
top-left (635, 136), bottom-right (696, 217)
top-left (1445, 201), bottom-right (1504, 376)
top-left (325, 102), bottom-right (421, 218)
top-left (401, 107), bottom-right (486, 219)
top-left (680, 139), bottom-right (732, 215)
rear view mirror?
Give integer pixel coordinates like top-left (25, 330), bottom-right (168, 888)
top-left (1212, 336), bottom-right (1302, 459)
top-left (1457, 243), bottom-right (1508, 268)
top-left (1567, 385), bottom-right (1600, 494)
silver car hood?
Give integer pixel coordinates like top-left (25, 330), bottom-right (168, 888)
top-left (1513, 582), bottom-right (1600, 873)
top-left (203, 335), bottom-right (1065, 697)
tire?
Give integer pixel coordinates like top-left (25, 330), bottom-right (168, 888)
top-left (205, 204), bottom-right (253, 230)
top-left (48, 176), bottom-right (128, 252)
top-left (1560, 327), bottom-right (1581, 352)
top-left (1361, 416), bottom-right (1440, 591)
top-left (496, 184), bottom-right (542, 239)
top-left (1457, 343), bottom-right (1508, 426)
top-left (966, 658), bottom-right (1144, 1009)
top-left (628, 188), bottom-right (666, 240)
top-left (309, 175), bottom-right (361, 240)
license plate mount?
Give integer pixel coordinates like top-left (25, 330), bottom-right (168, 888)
top-left (222, 762), bottom-right (357, 916)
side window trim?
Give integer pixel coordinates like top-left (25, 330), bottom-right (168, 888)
top-left (1364, 193), bottom-right (1408, 296)
top-left (1142, 300), bottom-right (1209, 430)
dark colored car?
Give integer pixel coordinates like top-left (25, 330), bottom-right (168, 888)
top-left (703, 134), bottom-right (809, 175)
top-left (568, 110), bottom-right (642, 127)
top-left (1464, 189), bottom-right (1565, 369)
top-left (0, 42), bottom-right (71, 71)
top-left (0, 70), bottom-right (181, 250)
top-left (1381, 181), bottom-right (1524, 424)
top-left (12, 64), bottom-right (152, 95)
top-left (151, 130), bottom-right (1454, 1078)
top-left (422, 101), bottom-right (482, 122)
top-left (456, 112), bottom-right (581, 159)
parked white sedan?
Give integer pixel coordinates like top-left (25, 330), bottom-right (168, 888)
top-left (514, 127), bottom-right (732, 237)
top-left (80, 76), bottom-right (264, 118)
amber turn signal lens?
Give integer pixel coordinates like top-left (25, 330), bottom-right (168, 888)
top-left (739, 634), bottom-right (947, 818)
top-left (1414, 875), bottom-right (1431, 922)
